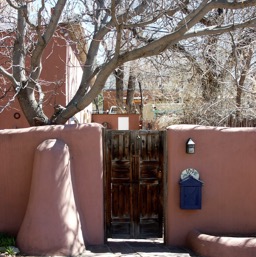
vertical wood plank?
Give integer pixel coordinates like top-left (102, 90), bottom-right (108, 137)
top-left (105, 130), bottom-right (165, 239)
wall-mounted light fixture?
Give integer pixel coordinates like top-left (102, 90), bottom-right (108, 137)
top-left (186, 138), bottom-right (195, 154)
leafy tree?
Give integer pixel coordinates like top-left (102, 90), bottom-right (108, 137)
top-left (0, 0), bottom-right (256, 126)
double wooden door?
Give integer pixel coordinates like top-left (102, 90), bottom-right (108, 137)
top-left (105, 130), bottom-right (165, 239)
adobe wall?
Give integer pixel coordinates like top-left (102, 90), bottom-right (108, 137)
top-left (0, 124), bottom-right (104, 245)
top-left (0, 36), bottom-right (67, 130)
top-left (92, 114), bottom-right (140, 130)
top-left (0, 100), bottom-right (30, 129)
top-left (166, 125), bottom-right (256, 246)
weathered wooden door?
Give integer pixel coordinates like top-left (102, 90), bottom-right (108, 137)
top-left (105, 130), bottom-right (165, 239)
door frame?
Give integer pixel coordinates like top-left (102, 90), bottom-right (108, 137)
top-left (103, 129), bottom-right (167, 242)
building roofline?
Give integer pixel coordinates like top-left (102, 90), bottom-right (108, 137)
top-left (59, 22), bottom-right (88, 65)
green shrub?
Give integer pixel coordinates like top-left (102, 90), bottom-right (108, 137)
top-left (4, 246), bottom-right (16, 255)
top-left (0, 233), bottom-right (15, 247)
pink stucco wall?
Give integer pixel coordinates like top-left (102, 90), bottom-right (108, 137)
top-left (0, 34), bottom-right (88, 129)
top-left (0, 124), bottom-right (104, 245)
top-left (166, 125), bottom-right (256, 246)
top-left (66, 45), bottom-right (92, 123)
top-left (3, 123), bottom-right (256, 248)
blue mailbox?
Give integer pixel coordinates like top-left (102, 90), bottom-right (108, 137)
top-left (180, 175), bottom-right (203, 210)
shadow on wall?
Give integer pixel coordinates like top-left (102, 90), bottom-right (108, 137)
top-left (166, 124), bottom-right (256, 249)
top-left (16, 139), bottom-right (85, 256)
top-left (0, 124), bottom-right (104, 256)
top-left (187, 230), bottom-right (256, 257)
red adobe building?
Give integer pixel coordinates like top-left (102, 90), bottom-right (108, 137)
top-left (0, 23), bottom-right (92, 129)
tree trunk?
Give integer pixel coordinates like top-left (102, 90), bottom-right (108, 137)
top-left (235, 48), bottom-right (253, 119)
top-left (138, 81), bottom-right (143, 117)
top-left (17, 86), bottom-right (49, 126)
top-left (201, 37), bottom-right (220, 102)
top-left (126, 72), bottom-right (136, 113)
top-left (115, 65), bottom-right (124, 112)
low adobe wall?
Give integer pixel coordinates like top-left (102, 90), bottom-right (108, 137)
top-left (166, 125), bottom-right (256, 247)
top-left (0, 124), bottom-right (104, 246)
top-left (187, 230), bottom-right (256, 257)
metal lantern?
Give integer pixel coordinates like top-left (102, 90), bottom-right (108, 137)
top-left (186, 138), bottom-right (195, 154)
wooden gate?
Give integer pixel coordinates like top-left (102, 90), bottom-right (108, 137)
top-left (104, 130), bottom-right (166, 239)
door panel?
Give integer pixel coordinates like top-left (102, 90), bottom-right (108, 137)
top-left (105, 130), bottom-right (165, 239)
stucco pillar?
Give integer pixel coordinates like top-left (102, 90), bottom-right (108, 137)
top-left (16, 139), bottom-right (85, 256)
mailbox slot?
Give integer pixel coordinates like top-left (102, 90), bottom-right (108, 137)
top-left (180, 175), bottom-right (203, 210)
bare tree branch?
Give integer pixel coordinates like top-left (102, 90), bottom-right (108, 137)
top-left (0, 66), bottom-right (19, 87)
top-left (182, 18), bottom-right (256, 40)
top-left (2, 0), bottom-right (256, 126)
